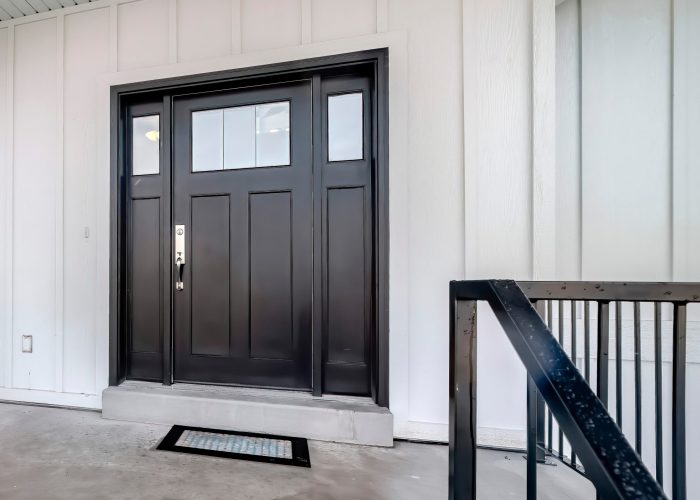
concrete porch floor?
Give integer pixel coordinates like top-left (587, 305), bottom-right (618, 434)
top-left (0, 402), bottom-right (595, 499)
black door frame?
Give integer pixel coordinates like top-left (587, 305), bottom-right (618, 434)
top-left (109, 49), bottom-right (389, 407)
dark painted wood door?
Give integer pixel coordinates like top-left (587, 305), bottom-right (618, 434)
top-left (172, 81), bottom-right (313, 389)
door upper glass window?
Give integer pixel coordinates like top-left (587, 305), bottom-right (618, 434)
top-left (132, 115), bottom-right (160, 175)
top-left (328, 92), bottom-right (363, 162)
top-left (192, 101), bottom-right (290, 172)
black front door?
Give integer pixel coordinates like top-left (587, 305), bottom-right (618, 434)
top-left (120, 56), bottom-right (385, 401)
top-left (172, 81), bottom-right (313, 389)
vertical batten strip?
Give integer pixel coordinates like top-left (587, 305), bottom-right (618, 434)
top-left (531, 0), bottom-right (556, 280)
top-left (167, 0), bottom-right (176, 63)
top-left (3, 25), bottom-right (14, 388)
top-left (54, 11), bottom-right (65, 393)
top-left (670, 0), bottom-right (682, 281)
top-left (300, 0), bottom-right (311, 44)
top-left (376, 0), bottom-right (388, 33)
top-left (108, 1), bottom-right (117, 71)
top-left (231, 0), bottom-right (241, 54)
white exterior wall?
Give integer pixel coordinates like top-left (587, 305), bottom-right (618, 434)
top-left (0, 0), bottom-right (698, 484)
top-left (0, 0), bottom-right (465, 436)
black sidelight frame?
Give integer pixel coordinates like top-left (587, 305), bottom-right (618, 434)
top-left (109, 50), bottom-right (390, 407)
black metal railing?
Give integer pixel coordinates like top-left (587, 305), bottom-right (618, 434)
top-left (448, 280), bottom-right (687, 499)
top-left (518, 281), bottom-right (699, 499)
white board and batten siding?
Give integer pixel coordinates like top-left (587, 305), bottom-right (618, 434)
top-left (0, 0), bottom-right (467, 440)
top-left (0, 0), bottom-right (698, 474)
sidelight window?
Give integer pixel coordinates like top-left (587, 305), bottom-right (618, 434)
top-left (328, 92), bottom-right (363, 162)
top-left (132, 115), bottom-right (160, 175)
top-left (192, 101), bottom-right (290, 172)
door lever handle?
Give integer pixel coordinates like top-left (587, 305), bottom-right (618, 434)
top-left (175, 256), bottom-right (184, 291)
top-left (175, 224), bottom-right (185, 291)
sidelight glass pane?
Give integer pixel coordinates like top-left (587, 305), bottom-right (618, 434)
top-left (192, 109), bottom-right (223, 172)
top-left (328, 92), bottom-right (363, 162)
top-left (224, 105), bottom-right (256, 169)
top-left (255, 102), bottom-right (290, 167)
top-left (132, 115), bottom-right (160, 175)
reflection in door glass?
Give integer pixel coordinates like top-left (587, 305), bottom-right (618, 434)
top-left (132, 115), bottom-right (160, 175)
top-left (328, 92), bottom-right (363, 162)
top-left (191, 101), bottom-right (290, 171)
top-left (256, 102), bottom-right (290, 167)
top-left (192, 109), bottom-right (224, 172)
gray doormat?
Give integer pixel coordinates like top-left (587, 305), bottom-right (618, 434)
top-left (157, 425), bottom-right (310, 467)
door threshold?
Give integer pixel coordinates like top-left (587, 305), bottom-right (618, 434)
top-left (102, 381), bottom-right (393, 447)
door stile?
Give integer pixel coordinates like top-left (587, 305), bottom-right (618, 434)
top-left (311, 74), bottom-right (324, 397)
top-left (161, 94), bottom-right (173, 385)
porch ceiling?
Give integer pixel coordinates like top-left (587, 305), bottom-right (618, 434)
top-left (0, 0), bottom-right (93, 22)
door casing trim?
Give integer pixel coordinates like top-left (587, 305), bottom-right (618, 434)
top-left (109, 49), bottom-right (389, 407)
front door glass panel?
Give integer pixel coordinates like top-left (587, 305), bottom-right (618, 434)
top-left (192, 101), bottom-right (290, 172)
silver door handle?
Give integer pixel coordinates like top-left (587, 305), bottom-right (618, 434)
top-left (175, 225), bottom-right (185, 291)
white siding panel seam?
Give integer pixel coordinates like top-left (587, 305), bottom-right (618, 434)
top-left (531, 0), bottom-right (556, 280)
top-left (462, 0), bottom-right (478, 278)
top-left (108, 1), bottom-right (116, 71)
top-left (671, 0), bottom-right (684, 281)
top-left (376, 0), bottom-right (387, 33)
top-left (3, 24), bottom-right (13, 388)
top-left (54, 11), bottom-right (64, 393)
top-left (231, 0), bottom-right (240, 54)
top-left (167, 0), bottom-right (176, 63)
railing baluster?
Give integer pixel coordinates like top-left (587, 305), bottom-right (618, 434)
top-left (527, 376), bottom-right (538, 500)
top-left (633, 301), bottom-right (642, 455)
top-left (547, 300), bottom-right (553, 453)
top-left (449, 298), bottom-right (478, 500)
top-left (571, 300), bottom-right (577, 469)
top-left (558, 300), bottom-right (564, 460)
top-left (653, 302), bottom-right (663, 486)
top-left (533, 300), bottom-right (546, 464)
top-left (672, 303), bottom-right (687, 500)
top-left (597, 301), bottom-right (610, 409)
top-left (584, 301), bottom-right (591, 382)
top-left (615, 301), bottom-right (622, 427)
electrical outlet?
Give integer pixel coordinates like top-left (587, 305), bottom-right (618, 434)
top-left (21, 335), bottom-right (32, 353)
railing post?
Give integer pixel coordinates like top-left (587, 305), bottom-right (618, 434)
top-left (449, 296), bottom-right (477, 500)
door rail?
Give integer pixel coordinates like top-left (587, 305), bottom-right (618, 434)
top-left (449, 280), bottom-right (670, 499)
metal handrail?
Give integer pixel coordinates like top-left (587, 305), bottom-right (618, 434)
top-left (449, 280), bottom-right (668, 499)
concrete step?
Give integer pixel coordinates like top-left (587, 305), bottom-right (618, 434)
top-left (102, 381), bottom-right (393, 447)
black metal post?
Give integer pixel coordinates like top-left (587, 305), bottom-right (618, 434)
top-left (449, 294), bottom-right (478, 500)
top-left (672, 303), bottom-right (686, 500)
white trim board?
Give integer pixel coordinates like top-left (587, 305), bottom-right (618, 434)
top-left (0, 387), bottom-right (101, 409)
top-left (94, 29), bottom-right (412, 426)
